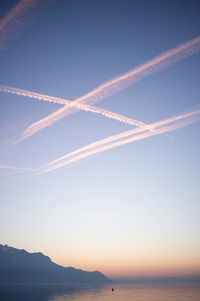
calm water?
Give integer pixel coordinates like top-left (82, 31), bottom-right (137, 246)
top-left (0, 283), bottom-right (200, 301)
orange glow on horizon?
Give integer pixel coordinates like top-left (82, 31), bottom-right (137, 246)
top-left (51, 251), bottom-right (200, 279)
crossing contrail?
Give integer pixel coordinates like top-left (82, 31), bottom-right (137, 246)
top-left (0, 0), bottom-right (46, 50)
top-left (0, 85), bottom-right (155, 142)
top-left (39, 108), bottom-right (200, 173)
top-left (22, 104), bottom-right (146, 142)
top-left (19, 35), bottom-right (200, 139)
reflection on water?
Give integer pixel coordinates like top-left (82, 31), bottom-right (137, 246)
top-left (0, 285), bottom-right (104, 301)
top-left (0, 283), bottom-right (200, 301)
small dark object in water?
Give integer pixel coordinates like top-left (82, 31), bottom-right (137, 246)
top-left (112, 288), bottom-right (114, 291)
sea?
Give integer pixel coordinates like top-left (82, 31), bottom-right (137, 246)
top-left (0, 283), bottom-right (200, 301)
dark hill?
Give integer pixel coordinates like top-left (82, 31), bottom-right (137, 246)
top-left (0, 244), bottom-right (111, 284)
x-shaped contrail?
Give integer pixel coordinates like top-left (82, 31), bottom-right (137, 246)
top-left (13, 36), bottom-right (200, 141)
top-left (1, 35), bottom-right (200, 140)
top-left (1, 35), bottom-right (200, 172)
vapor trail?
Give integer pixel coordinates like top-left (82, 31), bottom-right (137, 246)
top-left (40, 108), bottom-right (200, 173)
top-left (0, 164), bottom-right (32, 172)
top-left (21, 36), bottom-right (200, 139)
top-left (0, 85), bottom-right (68, 105)
top-left (0, 85), bottom-right (152, 141)
top-left (0, 0), bottom-right (46, 50)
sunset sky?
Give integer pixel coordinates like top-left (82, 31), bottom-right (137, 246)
top-left (0, 0), bottom-right (200, 280)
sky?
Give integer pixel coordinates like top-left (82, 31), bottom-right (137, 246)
top-left (0, 0), bottom-right (200, 280)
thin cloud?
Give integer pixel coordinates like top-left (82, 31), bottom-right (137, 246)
top-left (0, 0), bottom-right (48, 50)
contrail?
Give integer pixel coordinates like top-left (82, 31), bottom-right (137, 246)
top-left (0, 85), bottom-right (154, 142)
top-left (20, 35), bottom-right (200, 139)
top-left (39, 108), bottom-right (200, 173)
top-left (0, 85), bottom-right (68, 105)
top-left (0, 164), bottom-right (32, 172)
top-left (1, 108), bottom-right (198, 174)
top-left (0, 0), bottom-right (46, 50)
top-left (22, 104), bottom-right (146, 142)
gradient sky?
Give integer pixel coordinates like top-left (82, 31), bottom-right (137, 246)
top-left (0, 0), bottom-right (200, 279)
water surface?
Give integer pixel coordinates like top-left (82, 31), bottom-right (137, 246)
top-left (0, 283), bottom-right (200, 301)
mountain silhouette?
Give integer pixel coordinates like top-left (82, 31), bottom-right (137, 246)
top-left (0, 244), bottom-right (111, 283)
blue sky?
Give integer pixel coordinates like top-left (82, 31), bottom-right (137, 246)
top-left (0, 0), bottom-right (200, 279)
